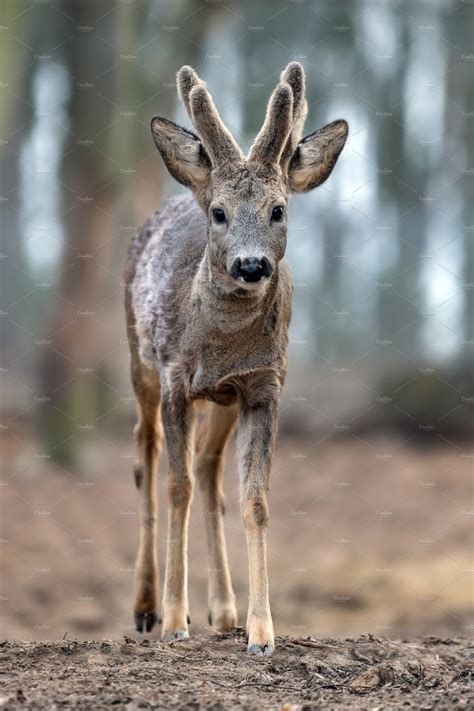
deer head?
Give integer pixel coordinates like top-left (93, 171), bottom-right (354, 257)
top-left (151, 63), bottom-right (348, 292)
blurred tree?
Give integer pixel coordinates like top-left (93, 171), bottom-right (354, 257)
top-left (37, 0), bottom-right (121, 464)
top-left (0, 1), bottom-right (35, 387)
top-left (444, 7), bottom-right (473, 355)
top-left (374, 11), bottom-right (418, 363)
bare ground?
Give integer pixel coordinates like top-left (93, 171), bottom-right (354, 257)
top-left (0, 632), bottom-right (472, 709)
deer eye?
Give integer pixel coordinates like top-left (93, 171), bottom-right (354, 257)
top-left (212, 208), bottom-right (226, 224)
top-left (271, 205), bottom-right (284, 222)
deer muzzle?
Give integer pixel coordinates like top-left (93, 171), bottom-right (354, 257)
top-left (230, 256), bottom-right (273, 284)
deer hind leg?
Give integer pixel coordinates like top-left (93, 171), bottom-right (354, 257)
top-left (131, 361), bottom-right (162, 633)
top-left (195, 403), bottom-right (238, 632)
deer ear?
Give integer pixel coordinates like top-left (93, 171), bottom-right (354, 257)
top-left (288, 120), bottom-right (348, 193)
top-left (151, 116), bottom-right (212, 190)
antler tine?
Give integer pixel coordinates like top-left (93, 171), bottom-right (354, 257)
top-left (279, 62), bottom-right (308, 169)
top-left (177, 65), bottom-right (201, 123)
top-left (248, 81), bottom-right (294, 166)
top-left (189, 83), bottom-right (243, 168)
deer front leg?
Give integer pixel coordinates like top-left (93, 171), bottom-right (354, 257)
top-left (237, 389), bottom-right (279, 656)
top-left (195, 403), bottom-right (237, 632)
top-left (160, 387), bottom-right (195, 641)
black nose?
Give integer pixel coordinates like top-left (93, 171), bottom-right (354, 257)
top-left (231, 257), bottom-right (272, 283)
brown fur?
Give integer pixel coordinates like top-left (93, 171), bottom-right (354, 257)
top-left (176, 65), bottom-right (201, 121)
top-left (248, 82), bottom-right (293, 165)
top-left (125, 63), bottom-right (348, 653)
top-left (189, 84), bottom-right (243, 166)
top-left (279, 62), bottom-right (308, 169)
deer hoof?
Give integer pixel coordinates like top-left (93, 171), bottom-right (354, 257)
top-left (208, 605), bottom-right (238, 632)
top-left (163, 630), bottom-right (189, 641)
top-left (247, 642), bottom-right (275, 657)
top-left (134, 609), bottom-right (160, 633)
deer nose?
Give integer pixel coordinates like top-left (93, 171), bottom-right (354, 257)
top-left (231, 257), bottom-right (272, 283)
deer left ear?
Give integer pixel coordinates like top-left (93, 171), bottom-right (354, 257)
top-left (288, 119), bottom-right (348, 193)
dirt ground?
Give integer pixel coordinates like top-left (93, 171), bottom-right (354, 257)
top-left (1, 632), bottom-right (472, 709)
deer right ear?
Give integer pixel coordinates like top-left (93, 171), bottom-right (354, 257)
top-left (151, 116), bottom-right (212, 190)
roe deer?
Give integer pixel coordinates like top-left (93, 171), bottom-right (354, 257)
top-left (124, 63), bottom-right (348, 655)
